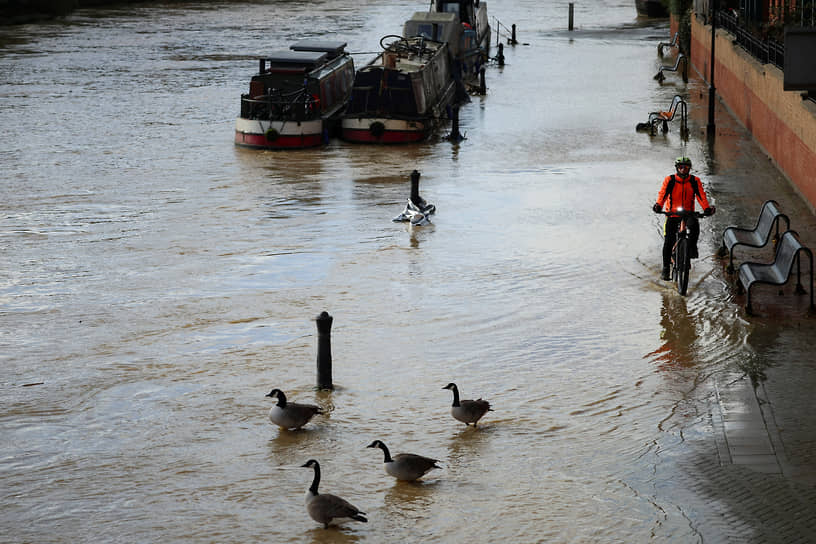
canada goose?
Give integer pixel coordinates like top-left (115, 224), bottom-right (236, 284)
top-left (442, 382), bottom-right (492, 426)
top-left (301, 459), bottom-right (368, 529)
top-left (366, 440), bottom-right (441, 481)
top-left (265, 388), bottom-right (323, 430)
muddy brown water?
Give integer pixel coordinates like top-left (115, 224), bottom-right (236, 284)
top-left (2, 1), bottom-right (816, 542)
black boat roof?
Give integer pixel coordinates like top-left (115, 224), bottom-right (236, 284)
top-left (290, 39), bottom-right (348, 58)
top-left (262, 50), bottom-right (329, 70)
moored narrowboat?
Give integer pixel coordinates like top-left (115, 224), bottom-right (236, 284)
top-left (340, 35), bottom-right (457, 144)
top-left (403, 10), bottom-right (484, 93)
top-left (434, 0), bottom-right (491, 55)
top-left (235, 40), bottom-right (354, 150)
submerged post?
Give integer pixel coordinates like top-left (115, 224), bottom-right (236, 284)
top-left (449, 105), bottom-right (463, 142)
top-left (569, 3), bottom-right (574, 30)
top-left (497, 43), bottom-right (505, 66)
top-left (410, 170), bottom-right (422, 205)
top-left (315, 311), bottom-right (333, 390)
top-left (510, 24), bottom-right (518, 45)
top-left (479, 67), bottom-right (486, 95)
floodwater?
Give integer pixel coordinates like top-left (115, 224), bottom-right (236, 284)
top-left (2, 1), bottom-right (815, 542)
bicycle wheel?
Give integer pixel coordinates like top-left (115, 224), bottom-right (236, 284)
top-left (676, 238), bottom-right (690, 296)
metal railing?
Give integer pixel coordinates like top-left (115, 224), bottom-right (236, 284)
top-left (715, 10), bottom-right (786, 69)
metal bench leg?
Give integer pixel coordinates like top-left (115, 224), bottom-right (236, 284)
top-left (746, 286), bottom-right (754, 315)
top-left (795, 255), bottom-right (806, 294)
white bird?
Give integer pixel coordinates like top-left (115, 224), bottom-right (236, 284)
top-left (366, 440), bottom-right (441, 481)
top-left (301, 459), bottom-right (368, 529)
top-left (265, 388), bottom-right (323, 430)
top-left (442, 382), bottom-right (493, 426)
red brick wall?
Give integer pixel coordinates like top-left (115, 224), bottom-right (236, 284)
top-left (690, 15), bottom-right (816, 211)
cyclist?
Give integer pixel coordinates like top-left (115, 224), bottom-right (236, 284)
top-left (653, 156), bottom-right (716, 281)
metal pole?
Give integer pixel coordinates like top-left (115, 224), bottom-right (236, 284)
top-left (410, 170), bottom-right (421, 205)
top-left (449, 105), bottom-right (463, 142)
top-left (569, 3), bottom-right (574, 31)
top-left (315, 311), bottom-right (333, 390)
top-left (479, 67), bottom-right (486, 94)
top-left (707, 0), bottom-right (718, 137)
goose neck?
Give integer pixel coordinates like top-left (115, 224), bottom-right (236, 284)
top-left (378, 442), bottom-right (393, 462)
top-left (450, 386), bottom-right (461, 407)
top-left (309, 462), bottom-right (320, 495)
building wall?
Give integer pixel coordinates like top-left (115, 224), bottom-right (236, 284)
top-left (690, 15), bottom-right (816, 211)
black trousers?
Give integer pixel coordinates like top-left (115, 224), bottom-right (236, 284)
top-left (663, 215), bottom-right (700, 269)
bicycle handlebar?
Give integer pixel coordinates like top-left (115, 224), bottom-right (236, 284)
top-left (655, 209), bottom-right (708, 218)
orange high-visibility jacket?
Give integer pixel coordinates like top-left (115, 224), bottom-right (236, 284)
top-left (655, 174), bottom-right (711, 215)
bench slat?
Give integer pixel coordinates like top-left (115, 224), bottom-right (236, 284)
top-left (737, 230), bottom-right (814, 315)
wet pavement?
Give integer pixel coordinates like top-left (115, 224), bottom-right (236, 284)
top-left (662, 63), bottom-right (816, 541)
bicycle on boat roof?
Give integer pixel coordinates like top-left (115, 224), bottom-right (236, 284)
top-left (657, 207), bottom-right (709, 296)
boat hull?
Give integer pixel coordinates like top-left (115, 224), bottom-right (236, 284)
top-left (635, 0), bottom-right (668, 17)
top-left (340, 117), bottom-right (431, 144)
top-left (234, 117), bottom-right (325, 149)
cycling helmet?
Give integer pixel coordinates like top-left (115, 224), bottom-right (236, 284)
top-left (675, 156), bottom-right (692, 168)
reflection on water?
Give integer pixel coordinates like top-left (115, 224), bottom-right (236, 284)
top-left (2, 0), bottom-right (816, 542)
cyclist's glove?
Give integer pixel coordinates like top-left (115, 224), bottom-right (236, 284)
top-left (704, 206), bottom-right (715, 216)
top-left (652, 203), bottom-right (663, 213)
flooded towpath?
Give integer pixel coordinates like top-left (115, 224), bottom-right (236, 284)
top-left (2, 1), bottom-right (816, 542)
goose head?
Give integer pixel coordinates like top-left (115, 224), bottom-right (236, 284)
top-left (366, 440), bottom-right (394, 462)
top-left (265, 388), bottom-right (287, 407)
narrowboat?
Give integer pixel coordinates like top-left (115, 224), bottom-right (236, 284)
top-left (340, 36), bottom-right (457, 144)
top-left (403, 11), bottom-right (484, 92)
top-left (635, 0), bottom-right (669, 17)
top-left (234, 40), bottom-right (354, 150)
top-left (434, 0), bottom-right (491, 55)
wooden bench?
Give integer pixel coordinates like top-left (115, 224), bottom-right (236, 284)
top-left (721, 199), bottom-right (790, 273)
top-left (737, 230), bottom-right (814, 315)
top-left (657, 32), bottom-right (680, 57)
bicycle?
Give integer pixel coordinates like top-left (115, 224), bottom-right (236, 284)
top-left (657, 208), bottom-right (708, 296)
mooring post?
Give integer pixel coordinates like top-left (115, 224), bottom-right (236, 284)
top-left (479, 67), bottom-right (486, 95)
top-left (410, 170), bottom-right (422, 205)
top-left (449, 105), bottom-right (463, 142)
top-left (510, 24), bottom-right (518, 45)
top-left (569, 3), bottom-right (574, 31)
top-left (315, 311), bottom-right (333, 390)
top-left (497, 43), bottom-right (505, 66)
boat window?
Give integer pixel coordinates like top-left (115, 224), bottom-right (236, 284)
top-left (416, 23), bottom-right (439, 41)
top-left (442, 4), bottom-right (459, 16)
top-left (321, 78), bottom-right (333, 107)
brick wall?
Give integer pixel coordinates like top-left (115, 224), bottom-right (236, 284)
top-left (689, 14), bottom-right (816, 212)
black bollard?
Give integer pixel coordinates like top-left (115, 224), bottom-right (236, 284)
top-left (410, 170), bottom-right (422, 205)
top-left (497, 43), bottom-right (505, 66)
top-left (315, 311), bottom-right (333, 390)
top-left (510, 24), bottom-right (518, 45)
top-left (449, 105), bottom-right (463, 142)
top-left (479, 67), bottom-right (486, 95)
top-left (569, 3), bottom-right (574, 31)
